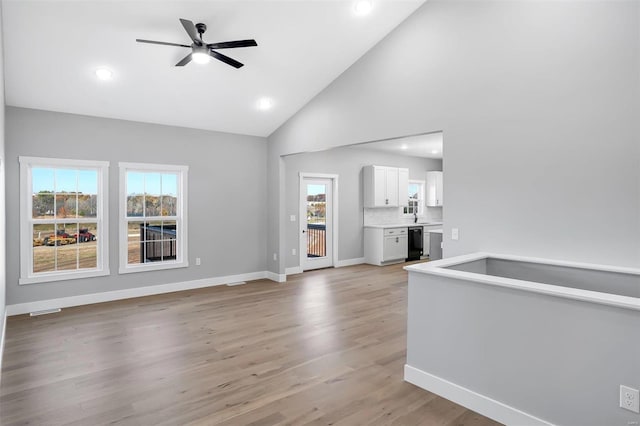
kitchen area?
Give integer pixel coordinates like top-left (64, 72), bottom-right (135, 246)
top-left (362, 166), bottom-right (443, 266)
top-left (283, 131), bottom-right (443, 273)
top-left (360, 132), bottom-right (443, 266)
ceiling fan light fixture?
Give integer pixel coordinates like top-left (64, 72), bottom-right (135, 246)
top-left (192, 49), bottom-right (211, 65)
top-left (354, 0), bottom-right (373, 16)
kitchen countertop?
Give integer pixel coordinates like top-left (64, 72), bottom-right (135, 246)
top-left (364, 222), bottom-right (443, 229)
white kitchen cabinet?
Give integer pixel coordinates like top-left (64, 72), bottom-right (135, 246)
top-left (363, 165), bottom-right (409, 208)
top-left (398, 168), bottom-right (409, 207)
top-left (364, 227), bottom-right (408, 265)
top-left (426, 171), bottom-right (443, 207)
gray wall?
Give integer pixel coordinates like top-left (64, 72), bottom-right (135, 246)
top-left (407, 271), bottom-right (640, 426)
top-left (284, 146), bottom-right (441, 268)
top-left (0, 2), bottom-right (6, 344)
top-left (5, 107), bottom-right (268, 305)
top-left (267, 0), bottom-right (640, 273)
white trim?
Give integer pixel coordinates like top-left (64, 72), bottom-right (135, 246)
top-left (119, 162), bottom-right (189, 274)
top-left (299, 173), bottom-right (339, 271)
top-left (19, 156), bottom-right (110, 285)
top-left (6, 271), bottom-right (271, 316)
top-left (286, 258), bottom-right (364, 274)
top-left (285, 266), bottom-right (303, 275)
top-left (266, 271), bottom-right (286, 283)
top-left (404, 252), bottom-right (640, 312)
top-left (335, 257), bottom-right (365, 268)
top-left (19, 269), bottom-right (110, 285)
top-left (118, 261), bottom-right (188, 275)
top-left (404, 365), bottom-right (554, 426)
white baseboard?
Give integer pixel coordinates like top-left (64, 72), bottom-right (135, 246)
top-left (285, 266), bottom-right (303, 275)
top-left (266, 271), bottom-right (286, 283)
top-left (285, 258), bottom-right (365, 276)
top-left (404, 365), bottom-right (553, 426)
top-left (335, 257), bottom-right (366, 268)
top-left (6, 271), bottom-right (274, 316)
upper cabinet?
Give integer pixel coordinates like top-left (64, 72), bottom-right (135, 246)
top-left (364, 165), bottom-right (409, 208)
top-left (398, 168), bottom-right (409, 206)
top-left (426, 171), bottom-right (443, 207)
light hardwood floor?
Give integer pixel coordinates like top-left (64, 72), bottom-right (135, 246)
top-left (1, 262), bottom-right (502, 426)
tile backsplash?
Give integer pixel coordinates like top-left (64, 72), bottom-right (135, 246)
top-left (364, 206), bottom-right (443, 226)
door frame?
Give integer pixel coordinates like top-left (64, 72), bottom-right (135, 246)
top-left (299, 173), bottom-right (339, 271)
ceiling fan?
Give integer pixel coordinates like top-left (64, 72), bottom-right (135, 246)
top-left (136, 18), bottom-right (257, 69)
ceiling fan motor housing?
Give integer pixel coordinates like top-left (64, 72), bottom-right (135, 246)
top-left (195, 23), bottom-right (207, 37)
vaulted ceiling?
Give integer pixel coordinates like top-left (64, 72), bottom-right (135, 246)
top-left (2, 0), bottom-right (425, 137)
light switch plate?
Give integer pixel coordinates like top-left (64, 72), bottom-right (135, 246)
top-left (452, 228), bottom-right (459, 240)
top-left (290, 215), bottom-right (296, 222)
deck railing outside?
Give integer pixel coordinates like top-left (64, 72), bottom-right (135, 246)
top-left (307, 223), bottom-right (326, 258)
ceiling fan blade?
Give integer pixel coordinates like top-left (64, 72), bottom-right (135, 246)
top-left (207, 39), bottom-right (258, 49)
top-left (209, 50), bottom-right (244, 68)
top-left (175, 53), bottom-right (193, 67)
top-left (179, 18), bottom-right (201, 45)
top-left (136, 39), bottom-right (190, 48)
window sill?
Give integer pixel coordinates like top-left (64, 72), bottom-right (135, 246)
top-left (19, 269), bottom-right (110, 285)
top-left (119, 261), bottom-right (189, 275)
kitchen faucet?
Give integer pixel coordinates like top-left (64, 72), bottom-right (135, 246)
top-left (414, 211), bottom-right (418, 223)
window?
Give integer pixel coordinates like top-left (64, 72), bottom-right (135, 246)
top-left (119, 162), bottom-right (188, 273)
top-left (403, 180), bottom-right (424, 216)
top-left (19, 157), bottom-right (109, 284)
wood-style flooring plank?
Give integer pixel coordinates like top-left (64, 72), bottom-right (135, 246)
top-left (1, 262), bottom-right (502, 426)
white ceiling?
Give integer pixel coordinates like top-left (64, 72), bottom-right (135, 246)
top-left (2, 0), bottom-right (425, 137)
top-left (351, 132), bottom-right (443, 159)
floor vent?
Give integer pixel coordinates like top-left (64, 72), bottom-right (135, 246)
top-left (226, 281), bottom-right (246, 286)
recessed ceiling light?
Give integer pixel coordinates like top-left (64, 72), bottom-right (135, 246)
top-left (431, 149), bottom-right (439, 154)
top-left (257, 97), bottom-right (273, 111)
top-left (95, 68), bottom-right (113, 81)
top-left (400, 144), bottom-right (408, 150)
top-left (354, 0), bottom-right (373, 16)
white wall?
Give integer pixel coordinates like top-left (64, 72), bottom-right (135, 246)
top-left (5, 107), bottom-right (268, 306)
top-left (284, 146), bottom-right (442, 269)
top-left (268, 0), bottom-right (640, 273)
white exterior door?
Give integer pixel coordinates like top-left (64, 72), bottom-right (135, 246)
top-left (300, 177), bottom-right (334, 271)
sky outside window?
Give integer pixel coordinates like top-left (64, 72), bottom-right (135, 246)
top-left (32, 167), bottom-right (98, 194)
top-left (127, 171), bottom-right (177, 196)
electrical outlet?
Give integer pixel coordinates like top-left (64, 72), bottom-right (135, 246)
top-left (451, 228), bottom-right (459, 240)
top-left (290, 215), bottom-right (296, 222)
top-left (273, 253), bottom-right (278, 261)
top-left (292, 248), bottom-right (296, 256)
top-left (195, 257), bottom-right (201, 266)
top-left (620, 385), bottom-right (640, 413)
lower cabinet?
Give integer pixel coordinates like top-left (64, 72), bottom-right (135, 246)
top-left (364, 227), bottom-right (408, 266)
top-left (421, 225), bottom-right (442, 258)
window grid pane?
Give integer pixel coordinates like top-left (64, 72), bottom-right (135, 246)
top-left (121, 163), bottom-right (185, 272)
top-left (126, 168), bottom-right (182, 267)
top-left (25, 162), bottom-right (104, 280)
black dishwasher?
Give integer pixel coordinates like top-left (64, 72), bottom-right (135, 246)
top-left (407, 226), bottom-right (423, 261)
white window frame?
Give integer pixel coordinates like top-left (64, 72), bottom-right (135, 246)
top-left (19, 156), bottom-right (110, 285)
top-left (403, 179), bottom-right (425, 217)
top-left (119, 162), bottom-right (188, 274)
